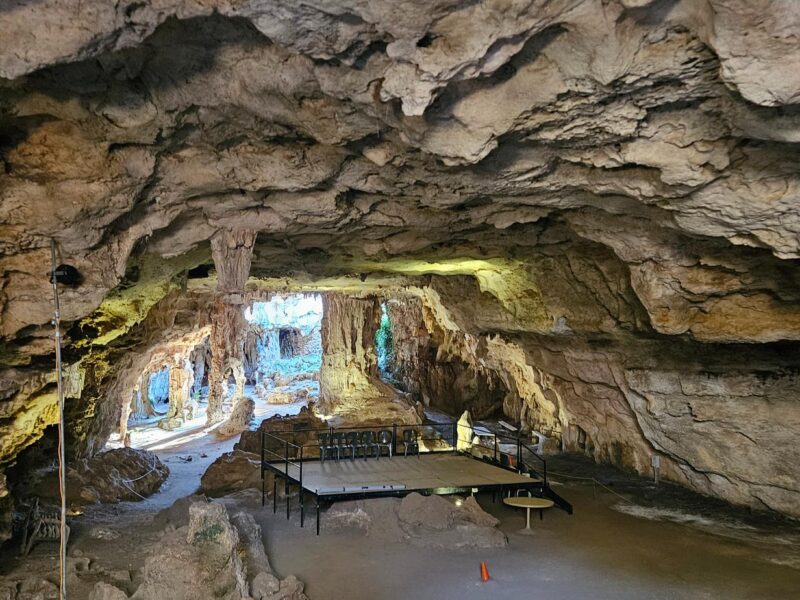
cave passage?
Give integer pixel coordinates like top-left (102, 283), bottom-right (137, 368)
top-left (114, 294), bottom-right (324, 450)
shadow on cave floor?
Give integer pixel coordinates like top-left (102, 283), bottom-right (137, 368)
top-left (545, 453), bottom-right (800, 567)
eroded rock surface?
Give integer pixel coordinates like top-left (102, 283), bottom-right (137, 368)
top-left (131, 501), bottom-right (307, 600)
top-left (201, 450), bottom-right (262, 498)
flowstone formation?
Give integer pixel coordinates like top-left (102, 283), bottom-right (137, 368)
top-left (1, 0), bottom-right (800, 534)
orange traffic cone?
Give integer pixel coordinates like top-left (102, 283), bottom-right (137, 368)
top-left (480, 561), bottom-right (491, 582)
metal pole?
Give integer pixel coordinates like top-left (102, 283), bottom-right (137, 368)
top-left (261, 431), bottom-right (266, 507)
top-left (50, 239), bottom-right (67, 600)
top-left (300, 447), bottom-right (304, 527)
top-left (285, 441), bottom-right (290, 520)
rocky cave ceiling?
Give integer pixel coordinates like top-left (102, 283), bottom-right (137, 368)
top-left (1, 0), bottom-right (800, 523)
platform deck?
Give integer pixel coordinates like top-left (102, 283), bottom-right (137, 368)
top-left (269, 453), bottom-right (541, 496)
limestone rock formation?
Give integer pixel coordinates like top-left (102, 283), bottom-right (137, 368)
top-left (1, 0), bottom-right (800, 526)
top-left (235, 410), bottom-right (327, 457)
top-left (130, 501), bottom-right (307, 600)
top-left (200, 450), bottom-right (262, 498)
top-left (208, 230), bottom-right (257, 426)
top-left (318, 294), bottom-right (422, 425)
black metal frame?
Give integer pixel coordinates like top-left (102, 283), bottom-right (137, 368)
top-left (260, 420), bottom-right (573, 535)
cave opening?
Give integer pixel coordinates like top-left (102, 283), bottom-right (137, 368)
top-left (244, 294), bottom-right (323, 405)
top-left (375, 301), bottom-right (395, 382)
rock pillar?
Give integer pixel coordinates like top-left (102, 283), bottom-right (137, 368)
top-left (160, 356), bottom-right (193, 430)
top-left (206, 229), bottom-right (256, 426)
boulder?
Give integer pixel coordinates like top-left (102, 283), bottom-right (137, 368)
top-left (200, 450), bottom-right (262, 498)
top-left (89, 583), bottom-right (129, 600)
top-left (152, 494), bottom-right (208, 529)
top-left (218, 397), bottom-right (256, 437)
top-left (130, 501), bottom-right (307, 600)
top-left (31, 448), bottom-right (169, 506)
top-left (236, 409), bottom-right (326, 457)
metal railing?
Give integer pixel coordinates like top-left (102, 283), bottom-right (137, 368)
top-left (263, 421), bottom-right (459, 458)
top-left (261, 430), bottom-right (306, 524)
top-left (261, 419), bottom-right (548, 486)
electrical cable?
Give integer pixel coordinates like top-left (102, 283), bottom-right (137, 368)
top-left (50, 239), bottom-right (67, 600)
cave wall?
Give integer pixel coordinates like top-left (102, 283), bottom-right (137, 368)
top-left (387, 297), bottom-right (508, 419)
top-left (386, 266), bottom-right (800, 519)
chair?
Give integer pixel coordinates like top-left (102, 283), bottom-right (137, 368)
top-left (345, 431), bottom-right (363, 460)
top-left (360, 431), bottom-right (379, 459)
top-left (332, 432), bottom-right (352, 460)
top-left (318, 432), bottom-right (336, 462)
top-left (403, 429), bottom-right (419, 457)
top-left (377, 430), bottom-right (393, 458)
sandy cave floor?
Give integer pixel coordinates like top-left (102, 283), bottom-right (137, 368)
top-left (2, 415), bottom-right (800, 599)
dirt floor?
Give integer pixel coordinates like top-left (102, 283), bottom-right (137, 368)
top-left (2, 411), bottom-right (799, 599)
top-left (258, 483), bottom-right (800, 600)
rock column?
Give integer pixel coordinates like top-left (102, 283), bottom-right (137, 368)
top-left (206, 229), bottom-right (256, 426)
top-left (160, 356), bottom-right (193, 430)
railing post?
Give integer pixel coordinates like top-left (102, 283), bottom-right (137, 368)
top-left (260, 430), bottom-right (266, 507)
top-left (300, 446), bottom-right (304, 528)
top-left (494, 433), bottom-right (498, 463)
top-left (392, 424), bottom-right (397, 456)
top-left (516, 432), bottom-right (522, 473)
top-left (285, 440), bottom-right (290, 520)
top-left (452, 422), bottom-right (457, 453)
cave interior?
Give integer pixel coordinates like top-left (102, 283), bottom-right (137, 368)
top-left (1, 1), bottom-right (800, 599)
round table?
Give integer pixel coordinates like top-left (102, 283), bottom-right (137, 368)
top-left (503, 496), bottom-right (554, 530)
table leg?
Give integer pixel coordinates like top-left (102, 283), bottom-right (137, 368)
top-left (526, 507), bottom-right (531, 530)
